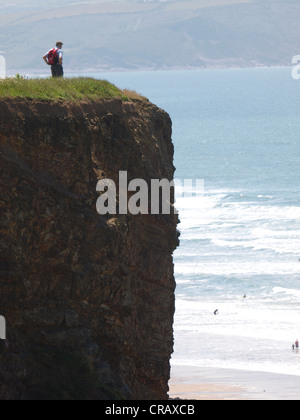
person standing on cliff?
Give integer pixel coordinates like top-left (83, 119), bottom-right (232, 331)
top-left (43, 42), bottom-right (64, 77)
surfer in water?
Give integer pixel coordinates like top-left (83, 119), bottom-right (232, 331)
top-left (214, 309), bottom-right (219, 315)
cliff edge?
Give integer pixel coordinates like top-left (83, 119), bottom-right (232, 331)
top-left (0, 91), bottom-right (179, 400)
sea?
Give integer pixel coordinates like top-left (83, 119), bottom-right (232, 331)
top-left (84, 67), bottom-right (300, 377)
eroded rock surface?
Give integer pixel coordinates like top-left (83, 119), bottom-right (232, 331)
top-left (0, 98), bottom-right (179, 400)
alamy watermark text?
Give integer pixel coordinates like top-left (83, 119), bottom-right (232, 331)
top-left (0, 316), bottom-right (6, 340)
top-left (0, 53), bottom-right (6, 79)
top-left (96, 171), bottom-right (204, 215)
top-left (292, 55), bottom-right (300, 80)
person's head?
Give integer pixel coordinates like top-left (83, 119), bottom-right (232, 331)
top-left (56, 41), bottom-right (63, 49)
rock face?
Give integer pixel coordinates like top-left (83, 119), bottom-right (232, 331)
top-left (0, 97), bottom-right (179, 400)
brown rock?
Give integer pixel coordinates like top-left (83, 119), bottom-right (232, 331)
top-left (0, 97), bottom-right (179, 400)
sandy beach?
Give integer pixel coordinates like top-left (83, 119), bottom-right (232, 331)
top-left (169, 365), bottom-right (300, 400)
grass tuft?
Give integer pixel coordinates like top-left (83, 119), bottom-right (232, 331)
top-left (0, 77), bottom-right (132, 102)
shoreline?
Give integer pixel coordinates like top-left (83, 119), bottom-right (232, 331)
top-left (169, 365), bottom-right (300, 400)
top-left (6, 64), bottom-right (293, 78)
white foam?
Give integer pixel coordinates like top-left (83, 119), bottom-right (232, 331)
top-left (273, 287), bottom-right (300, 300)
top-left (175, 260), bottom-right (299, 276)
top-left (175, 191), bottom-right (300, 257)
top-left (174, 188), bottom-right (300, 377)
top-left (173, 298), bottom-right (300, 376)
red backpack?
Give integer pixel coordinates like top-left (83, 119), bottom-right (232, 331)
top-left (48, 48), bottom-right (58, 65)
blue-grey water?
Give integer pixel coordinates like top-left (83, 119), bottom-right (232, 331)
top-left (88, 68), bottom-right (300, 375)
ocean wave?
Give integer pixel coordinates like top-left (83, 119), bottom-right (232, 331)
top-left (211, 237), bottom-right (300, 256)
top-left (175, 260), bottom-right (300, 276)
top-left (273, 287), bottom-right (300, 300)
top-left (175, 190), bottom-right (300, 258)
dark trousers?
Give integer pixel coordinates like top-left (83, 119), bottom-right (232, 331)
top-left (51, 64), bottom-right (64, 78)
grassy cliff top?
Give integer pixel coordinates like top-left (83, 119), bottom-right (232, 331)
top-left (0, 77), bottom-right (134, 102)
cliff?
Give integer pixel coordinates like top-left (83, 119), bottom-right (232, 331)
top-left (0, 94), bottom-right (179, 400)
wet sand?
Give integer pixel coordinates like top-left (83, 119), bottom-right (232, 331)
top-left (169, 365), bottom-right (300, 400)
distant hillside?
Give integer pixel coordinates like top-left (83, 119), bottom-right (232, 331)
top-left (1, 0), bottom-right (299, 74)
